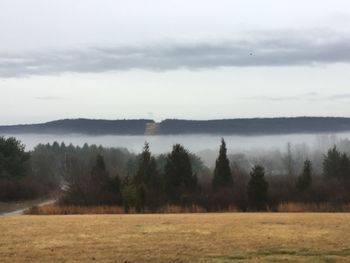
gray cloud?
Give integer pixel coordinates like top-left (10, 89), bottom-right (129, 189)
top-left (251, 95), bottom-right (301, 101)
top-left (251, 92), bottom-right (350, 102)
top-left (328, 93), bottom-right (350, 100)
top-left (1, 31), bottom-right (350, 77)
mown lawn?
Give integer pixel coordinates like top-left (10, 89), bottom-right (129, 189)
top-left (1, 213), bottom-right (350, 262)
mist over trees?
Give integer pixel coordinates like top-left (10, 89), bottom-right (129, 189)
top-left (296, 160), bottom-right (312, 192)
top-left (2, 135), bottom-right (350, 212)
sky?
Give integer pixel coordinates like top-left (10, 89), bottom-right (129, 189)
top-left (1, 0), bottom-right (350, 124)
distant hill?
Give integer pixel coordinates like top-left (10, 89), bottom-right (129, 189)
top-left (1, 117), bottom-right (350, 135)
top-left (159, 117), bottom-right (350, 135)
top-left (0, 119), bottom-right (154, 135)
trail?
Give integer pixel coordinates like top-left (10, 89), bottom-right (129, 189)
top-left (1, 199), bottom-right (56, 216)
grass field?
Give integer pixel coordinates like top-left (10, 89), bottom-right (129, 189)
top-left (1, 213), bottom-right (350, 262)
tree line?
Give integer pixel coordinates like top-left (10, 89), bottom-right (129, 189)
top-left (1, 136), bottom-right (350, 211)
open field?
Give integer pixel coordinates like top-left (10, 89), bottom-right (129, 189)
top-left (1, 213), bottom-right (350, 262)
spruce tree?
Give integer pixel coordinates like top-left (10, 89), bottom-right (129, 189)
top-left (135, 142), bottom-right (159, 185)
top-left (103, 173), bottom-right (123, 205)
top-left (89, 154), bottom-right (110, 205)
top-left (121, 175), bottom-right (137, 213)
top-left (323, 146), bottom-right (342, 179)
top-left (164, 144), bottom-right (197, 203)
top-left (134, 142), bottom-right (162, 209)
top-left (247, 165), bottom-right (269, 211)
top-left (340, 153), bottom-right (350, 179)
top-left (0, 136), bottom-right (30, 179)
top-left (212, 138), bottom-right (233, 190)
top-left (91, 154), bottom-right (109, 184)
top-left (296, 159), bottom-right (312, 192)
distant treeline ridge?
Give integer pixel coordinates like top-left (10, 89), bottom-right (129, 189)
top-left (2, 117), bottom-right (350, 135)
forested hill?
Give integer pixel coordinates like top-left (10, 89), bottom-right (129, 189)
top-left (159, 117), bottom-right (350, 135)
top-left (0, 119), bottom-right (154, 135)
top-left (1, 117), bottom-right (350, 135)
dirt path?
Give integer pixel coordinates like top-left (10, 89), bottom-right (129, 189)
top-left (0, 199), bottom-right (56, 216)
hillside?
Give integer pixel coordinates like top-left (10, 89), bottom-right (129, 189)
top-left (159, 117), bottom-right (350, 135)
top-left (1, 117), bottom-right (350, 135)
top-left (0, 119), bottom-right (154, 135)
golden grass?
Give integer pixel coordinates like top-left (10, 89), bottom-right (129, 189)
top-left (1, 213), bottom-right (350, 262)
top-left (25, 204), bottom-right (239, 215)
top-left (277, 202), bottom-right (350, 212)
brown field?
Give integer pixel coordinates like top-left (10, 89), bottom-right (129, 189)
top-left (1, 213), bottom-right (350, 262)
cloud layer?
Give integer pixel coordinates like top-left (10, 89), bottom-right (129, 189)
top-left (251, 92), bottom-right (350, 102)
top-left (1, 31), bottom-right (350, 77)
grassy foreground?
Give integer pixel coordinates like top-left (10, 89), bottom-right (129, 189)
top-left (1, 213), bottom-right (350, 262)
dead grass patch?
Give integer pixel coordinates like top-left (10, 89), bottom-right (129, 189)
top-left (24, 203), bottom-right (239, 215)
top-left (277, 202), bottom-right (350, 212)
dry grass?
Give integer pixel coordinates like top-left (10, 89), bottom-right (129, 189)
top-left (24, 204), bottom-right (239, 215)
top-left (1, 213), bottom-right (350, 262)
top-left (25, 202), bottom-right (350, 215)
top-left (277, 202), bottom-right (350, 212)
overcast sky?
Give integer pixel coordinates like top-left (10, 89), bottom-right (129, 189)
top-left (1, 0), bottom-right (350, 124)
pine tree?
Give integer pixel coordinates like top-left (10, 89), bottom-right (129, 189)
top-left (247, 165), bottom-right (269, 211)
top-left (323, 146), bottom-right (342, 179)
top-left (89, 154), bottom-right (110, 205)
top-left (121, 175), bottom-right (137, 213)
top-left (0, 136), bottom-right (30, 179)
top-left (164, 144), bottom-right (197, 203)
top-left (91, 154), bottom-right (109, 184)
top-left (134, 142), bottom-right (162, 210)
top-left (135, 142), bottom-right (159, 185)
top-left (107, 174), bottom-right (122, 205)
top-left (212, 138), bottom-right (233, 190)
top-left (339, 153), bottom-right (350, 179)
top-left (296, 159), bottom-right (312, 192)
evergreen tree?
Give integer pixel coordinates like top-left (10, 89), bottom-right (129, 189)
top-left (107, 174), bottom-right (123, 205)
top-left (296, 159), bottom-right (312, 192)
top-left (121, 175), bottom-right (137, 213)
top-left (135, 142), bottom-right (158, 185)
top-left (212, 138), bottom-right (233, 190)
top-left (164, 144), bottom-right (197, 203)
top-left (91, 154), bottom-right (109, 184)
top-left (0, 136), bottom-right (30, 179)
top-left (134, 142), bottom-right (162, 210)
top-left (89, 154), bottom-right (112, 205)
top-left (323, 146), bottom-right (342, 179)
top-left (340, 153), bottom-right (350, 178)
top-left (247, 165), bottom-right (269, 211)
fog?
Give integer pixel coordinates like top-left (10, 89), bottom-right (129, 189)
top-left (5, 132), bottom-right (350, 168)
